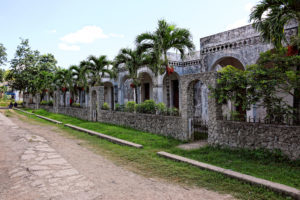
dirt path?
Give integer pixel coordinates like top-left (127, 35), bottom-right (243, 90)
top-left (0, 111), bottom-right (234, 200)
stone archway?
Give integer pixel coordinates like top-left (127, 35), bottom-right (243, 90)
top-left (89, 86), bottom-right (104, 121)
top-left (139, 72), bottom-right (153, 102)
top-left (120, 75), bottom-right (134, 104)
top-left (103, 82), bottom-right (114, 109)
top-left (211, 56), bottom-right (246, 120)
top-left (180, 72), bottom-right (222, 141)
top-left (163, 72), bottom-right (180, 109)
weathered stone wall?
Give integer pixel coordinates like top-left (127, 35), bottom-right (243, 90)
top-left (98, 110), bottom-right (185, 140)
top-left (209, 120), bottom-right (300, 160)
top-left (39, 105), bottom-right (54, 113)
top-left (29, 104), bottom-right (185, 140)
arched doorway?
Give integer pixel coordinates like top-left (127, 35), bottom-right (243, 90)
top-left (163, 72), bottom-right (180, 108)
top-left (186, 80), bottom-right (209, 140)
top-left (211, 56), bottom-right (246, 121)
top-left (139, 72), bottom-right (153, 102)
top-left (103, 82), bottom-right (114, 109)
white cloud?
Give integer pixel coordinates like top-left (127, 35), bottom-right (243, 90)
top-left (109, 33), bottom-right (125, 38)
top-left (50, 29), bottom-right (57, 33)
top-left (226, 18), bottom-right (249, 30)
top-left (60, 25), bottom-right (108, 44)
top-left (58, 43), bottom-right (80, 51)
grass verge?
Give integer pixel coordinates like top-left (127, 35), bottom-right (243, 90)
top-left (15, 108), bottom-right (299, 200)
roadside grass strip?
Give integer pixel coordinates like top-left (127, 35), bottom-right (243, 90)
top-left (13, 108), bottom-right (34, 115)
top-left (157, 151), bottom-right (300, 199)
top-left (35, 114), bottom-right (63, 124)
top-left (65, 124), bottom-right (143, 148)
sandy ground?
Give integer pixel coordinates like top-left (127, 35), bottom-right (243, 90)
top-left (0, 110), bottom-right (234, 200)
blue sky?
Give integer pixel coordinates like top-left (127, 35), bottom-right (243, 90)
top-left (0, 0), bottom-right (259, 69)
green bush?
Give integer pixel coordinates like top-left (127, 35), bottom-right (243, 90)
top-left (40, 100), bottom-right (48, 105)
top-left (102, 102), bottom-right (110, 110)
top-left (156, 102), bottom-right (166, 114)
top-left (72, 103), bottom-right (81, 108)
top-left (48, 100), bottom-right (53, 106)
top-left (16, 100), bottom-right (23, 105)
top-left (125, 101), bottom-right (136, 112)
top-left (167, 107), bottom-right (180, 116)
top-left (115, 103), bottom-right (125, 111)
top-left (136, 100), bottom-right (156, 114)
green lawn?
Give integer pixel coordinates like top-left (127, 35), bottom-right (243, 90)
top-left (17, 108), bottom-right (300, 200)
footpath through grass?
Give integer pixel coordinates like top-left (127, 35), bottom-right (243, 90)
top-left (18, 108), bottom-right (299, 200)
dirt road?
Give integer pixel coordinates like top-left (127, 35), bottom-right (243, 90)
top-left (0, 111), bottom-right (234, 200)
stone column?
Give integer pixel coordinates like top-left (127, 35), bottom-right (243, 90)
top-left (35, 94), bottom-right (40, 110)
top-left (53, 90), bottom-right (59, 113)
top-left (88, 86), bottom-right (104, 121)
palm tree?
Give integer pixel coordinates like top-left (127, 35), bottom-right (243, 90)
top-left (136, 19), bottom-right (195, 107)
top-left (69, 64), bottom-right (88, 105)
top-left (114, 48), bottom-right (150, 103)
top-left (250, 0), bottom-right (300, 123)
top-left (54, 68), bottom-right (72, 107)
top-left (83, 55), bottom-right (114, 86)
top-left (250, 0), bottom-right (300, 49)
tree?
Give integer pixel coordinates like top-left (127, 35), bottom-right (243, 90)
top-left (0, 68), bottom-right (5, 83)
top-left (136, 19), bottom-right (195, 106)
top-left (250, 0), bottom-right (300, 49)
top-left (83, 55), bottom-right (114, 86)
top-left (69, 64), bottom-right (88, 105)
top-left (0, 43), bottom-right (7, 66)
top-left (250, 0), bottom-right (300, 123)
top-left (6, 39), bottom-right (38, 93)
top-left (6, 39), bottom-right (57, 103)
top-left (114, 48), bottom-right (150, 103)
top-left (212, 48), bottom-right (300, 124)
top-left (54, 68), bottom-right (72, 107)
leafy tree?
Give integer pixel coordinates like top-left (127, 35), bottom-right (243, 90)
top-left (114, 48), bottom-right (150, 103)
top-left (136, 19), bottom-right (195, 106)
top-left (250, 0), bottom-right (300, 123)
top-left (0, 43), bottom-right (7, 66)
top-left (6, 39), bottom-right (57, 103)
top-left (82, 55), bottom-right (114, 86)
top-left (250, 0), bottom-right (300, 49)
top-left (212, 48), bottom-right (300, 124)
top-left (0, 68), bottom-right (5, 82)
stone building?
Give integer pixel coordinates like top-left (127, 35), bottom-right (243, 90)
top-left (104, 21), bottom-right (298, 122)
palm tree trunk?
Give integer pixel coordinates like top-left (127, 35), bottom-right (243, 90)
top-left (164, 52), bottom-right (171, 107)
top-left (135, 87), bottom-right (138, 104)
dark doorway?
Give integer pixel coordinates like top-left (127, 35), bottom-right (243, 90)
top-left (172, 80), bottom-right (179, 108)
top-left (144, 83), bottom-right (150, 100)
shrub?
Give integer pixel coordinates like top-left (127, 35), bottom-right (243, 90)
top-left (48, 100), bottom-right (53, 106)
top-left (16, 100), bottom-right (23, 104)
top-left (125, 101), bottom-right (136, 112)
top-left (102, 102), bottom-right (110, 110)
top-left (115, 103), bottom-right (125, 111)
top-left (136, 100), bottom-right (156, 114)
top-left (72, 103), bottom-right (81, 108)
top-left (156, 102), bottom-right (166, 115)
top-left (40, 100), bottom-right (48, 105)
top-left (167, 107), bottom-right (180, 116)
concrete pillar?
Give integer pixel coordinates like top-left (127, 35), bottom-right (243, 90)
top-left (35, 94), bottom-right (40, 110)
top-left (53, 90), bottom-right (59, 113)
